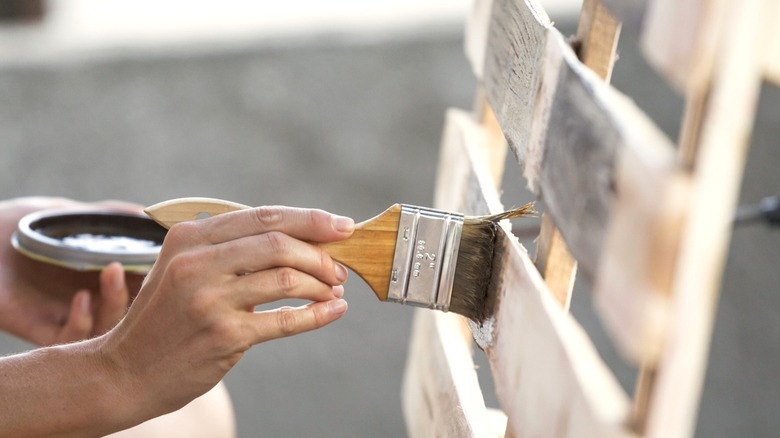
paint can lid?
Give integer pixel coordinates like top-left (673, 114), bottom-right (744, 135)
top-left (11, 210), bottom-right (167, 273)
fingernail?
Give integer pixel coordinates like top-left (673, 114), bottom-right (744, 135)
top-left (335, 263), bottom-right (348, 283)
top-left (329, 299), bottom-right (347, 315)
top-left (332, 215), bottom-right (354, 233)
top-left (333, 285), bottom-right (345, 298)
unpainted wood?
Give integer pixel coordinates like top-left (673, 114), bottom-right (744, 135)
top-left (534, 32), bottom-right (620, 279)
top-left (482, 0), bottom-right (551, 163)
top-left (440, 107), bottom-right (633, 438)
top-left (644, 0), bottom-right (767, 436)
top-left (472, 86), bottom-right (509, 188)
top-left (482, 0), bottom-right (686, 364)
top-left (576, 0), bottom-right (622, 82)
top-left (640, 0), bottom-right (728, 93)
top-left (402, 310), bottom-right (500, 438)
top-left (404, 107), bottom-right (511, 438)
top-left (594, 128), bottom-right (686, 364)
top-left (485, 224), bottom-right (633, 438)
top-left (534, 214), bottom-right (576, 310)
top-left (532, 0), bottom-right (620, 315)
top-left (763, 0), bottom-right (780, 86)
top-left (464, 0), bottom-right (494, 80)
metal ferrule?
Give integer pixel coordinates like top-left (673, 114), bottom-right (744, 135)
top-left (387, 205), bottom-right (464, 311)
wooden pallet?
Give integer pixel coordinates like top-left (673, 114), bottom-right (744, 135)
top-left (401, 0), bottom-right (776, 436)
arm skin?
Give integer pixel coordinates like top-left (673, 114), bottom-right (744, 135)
top-left (0, 205), bottom-right (354, 437)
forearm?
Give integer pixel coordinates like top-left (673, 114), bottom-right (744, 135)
top-left (0, 339), bottom-right (138, 437)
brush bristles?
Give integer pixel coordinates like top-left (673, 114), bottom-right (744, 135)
top-left (448, 202), bottom-right (536, 321)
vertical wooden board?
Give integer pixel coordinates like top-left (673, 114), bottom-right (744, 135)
top-left (403, 107), bottom-right (511, 438)
top-left (534, 213), bottom-right (577, 309)
top-left (482, 0), bottom-right (551, 162)
top-left (600, 0), bottom-right (647, 32)
top-left (434, 109), bottom-right (497, 212)
top-left (465, 0), bottom-right (494, 80)
top-left (402, 310), bottom-right (499, 438)
top-left (576, 0), bottom-right (622, 82)
top-left (640, 0), bottom-right (728, 93)
top-left (645, 0), bottom-right (766, 435)
top-left (764, 0), bottom-right (780, 86)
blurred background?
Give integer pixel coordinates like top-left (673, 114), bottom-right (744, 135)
top-left (0, 0), bottom-right (778, 437)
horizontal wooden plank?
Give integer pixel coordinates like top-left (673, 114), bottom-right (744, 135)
top-left (594, 134), bottom-right (688, 364)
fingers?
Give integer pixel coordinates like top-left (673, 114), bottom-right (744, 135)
top-left (52, 264), bottom-right (131, 345)
top-left (193, 206), bottom-right (354, 245)
top-left (249, 299), bottom-right (348, 344)
top-left (94, 262), bottom-right (130, 335)
top-left (55, 290), bottom-right (93, 344)
top-left (231, 266), bottom-right (346, 308)
top-left (210, 233), bottom-right (348, 286)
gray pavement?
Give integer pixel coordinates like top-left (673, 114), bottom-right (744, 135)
top-left (0, 22), bottom-right (779, 438)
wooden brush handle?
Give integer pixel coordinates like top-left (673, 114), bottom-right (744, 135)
top-left (145, 197), bottom-right (399, 300)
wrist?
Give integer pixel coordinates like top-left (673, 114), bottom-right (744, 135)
top-left (58, 338), bottom-right (142, 436)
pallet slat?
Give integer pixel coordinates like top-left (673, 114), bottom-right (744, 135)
top-left (482, 0), bottom-right (689, 363)
top-left (486, 228), bottom-right (632, 438)
top-left (483, 0), bottom-right (551, 164)
top-left (465, 0), bottom-right (494, 80)
top-left (645, 0), bottom-right (766, 435)
top-left (453, 146), bottom-right (633, 438)
top-left (402, 311), bottom-right (501, 438)
top-left (764, 0), bottom-right (780, 86)
top-left (402, 109), bottom-right (511, 438)
top-left (640, 0), bottom-right (728, 93)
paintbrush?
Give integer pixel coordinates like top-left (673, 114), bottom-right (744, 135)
top-left (144, 198), bottom-right (535, 321)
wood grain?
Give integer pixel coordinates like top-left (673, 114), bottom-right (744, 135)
top-left (483, 0), bottom-right (551, 163)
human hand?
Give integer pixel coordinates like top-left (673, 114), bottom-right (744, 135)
top-left (0, 197), bottom-right (145, 345)
top-left (99, 206), bottom-right (353, 422)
